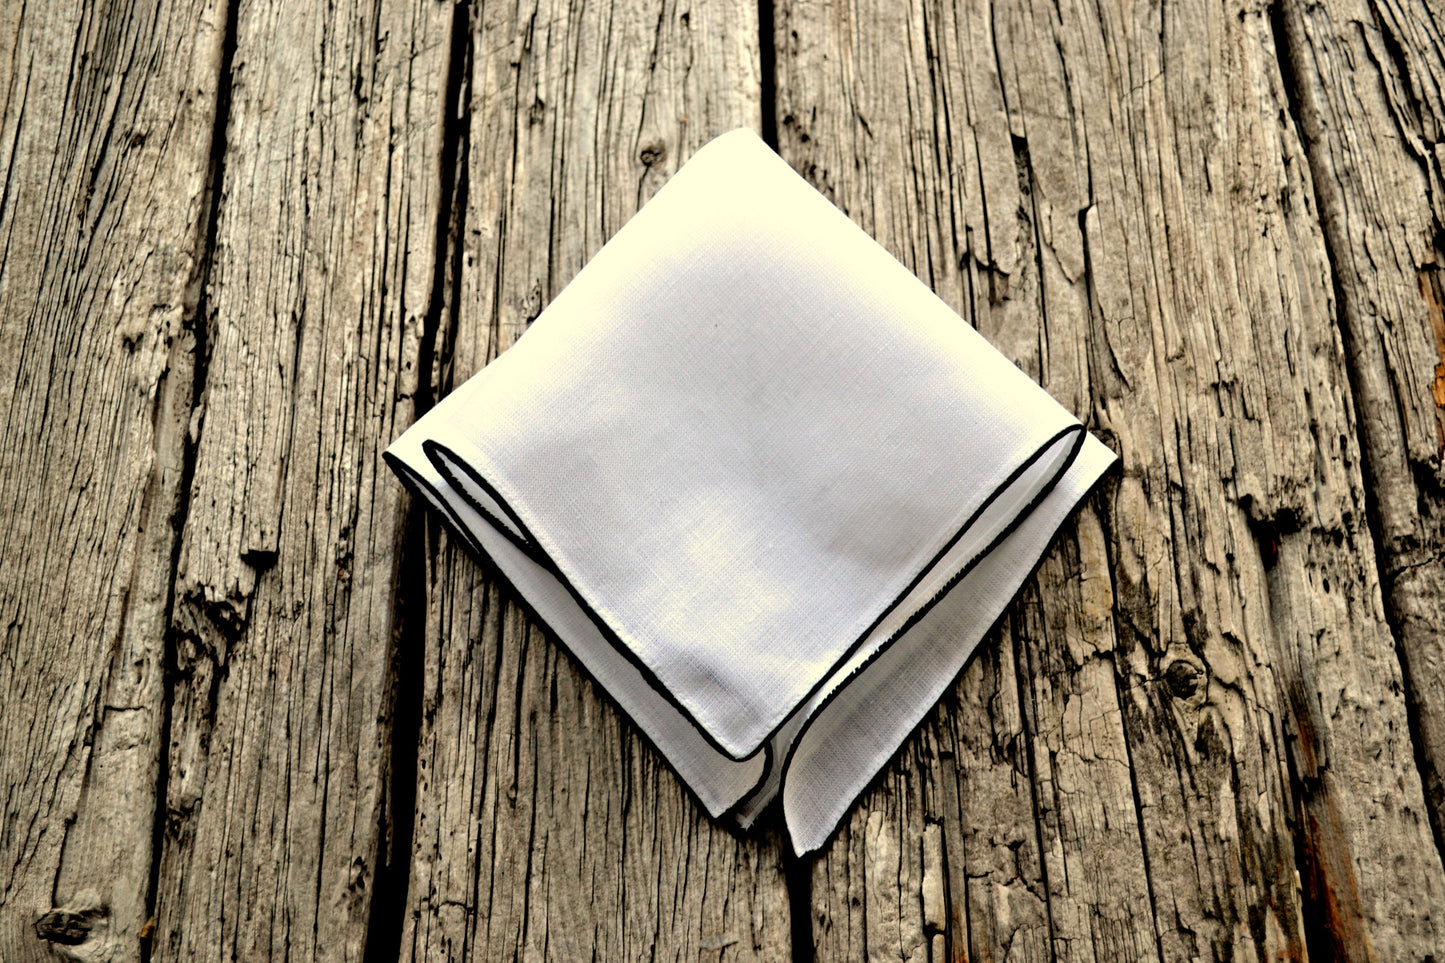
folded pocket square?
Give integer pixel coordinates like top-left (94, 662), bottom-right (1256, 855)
top-left (385, 128), bottom-right (1116, 855)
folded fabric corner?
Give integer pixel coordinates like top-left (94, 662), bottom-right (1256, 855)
top-left (385, 127), bottom-right (1117, 856)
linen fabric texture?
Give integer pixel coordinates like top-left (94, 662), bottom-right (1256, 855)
top-left (384, 128), bottom-right (1116, 855)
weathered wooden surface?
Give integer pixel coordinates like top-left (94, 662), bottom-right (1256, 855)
top-left (152, 0), bottom-right (451, 959)
top-left (397, 2), bottom-right (792, 960)
top-left (776, 0), bottom-right (1445, 958)
top-left (3, 0), bottom-right (1445, 960)
top-left (0, 0), bottom-right (224, 959)
top-left (1279, 0), bottom-right (1445, 867)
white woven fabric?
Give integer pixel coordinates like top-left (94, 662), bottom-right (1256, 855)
top-left (385, 129), bottom-right (1116, 855)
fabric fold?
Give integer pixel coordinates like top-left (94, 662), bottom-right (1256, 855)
top-left (384, 128), bottom-right (1117, 854)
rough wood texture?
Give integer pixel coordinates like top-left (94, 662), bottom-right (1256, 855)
top-left (0, 0), bottom-right (223, 959)
top-left (152, 0), bottom-right (450, 959)
top-left (397, 2), bottom-right (794, 960)
top-left (775, 0), bottom-right (1445, 958)
top-left (5, 0), bottom-right (1445, 958)
top-left (1278, 0), bottom-right (1445, 863)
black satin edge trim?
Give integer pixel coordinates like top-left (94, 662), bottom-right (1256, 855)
top-left (422, 438), bottom-right (762, 765)
top-left (420, 423), bottom-right (1088, 768)
top-left (395, 451), bottom-right (541, 563)
top-left (730, 732), bottom-right (786, 825)
top-left (381, 449), bottom-right (775, 828)
top-left (778, 444), bottom-right (1119, 858)
top-left (383, 452), bottom-right (485, 557)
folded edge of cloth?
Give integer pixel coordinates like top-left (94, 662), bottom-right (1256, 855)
top-left (383, 438), bottom-right (770, 817)
top-left (383, 128), bottom-right (1118, 856)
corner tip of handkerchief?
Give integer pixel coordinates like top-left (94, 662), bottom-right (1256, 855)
top-left (685, 126), bottom-right (789, 175)
top-left (703, 126), bottom-right (768, 150)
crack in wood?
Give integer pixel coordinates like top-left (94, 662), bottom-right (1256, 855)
top-left (139, 1), bottom-right (242, 955)
top-left (1270, 0), bottom-right (1445, 899)
top-left (759, 0), bottom-right (779, 150)
top-left (12, 0), bottom-right (1445, 957)
top-left (359, 2), bottom-right (473, 957)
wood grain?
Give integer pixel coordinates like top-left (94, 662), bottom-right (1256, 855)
top-left (774, 0), bottom-right (1445, 958)
top-left (151, 0), bottom-right (451, 958)
top-left (6, 0), bottom-right (1445, 958)
top-left (397, 1), bottom-right (795, 959)
top-left (1277, 0), bottom-right (1445, 871)
top-left (0, 0), bottom-right (224, 958)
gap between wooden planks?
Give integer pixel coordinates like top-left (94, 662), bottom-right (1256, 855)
top-left (2, 0), bottom-right (1444, 960)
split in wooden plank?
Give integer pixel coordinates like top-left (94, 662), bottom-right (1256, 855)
top-left (1276, 0), bottom-right (1445, 890)
top-left (774, 0), bottom-right (1445, 958)
top-left (153, 0), bottom-right (451, 959)
top-left (397, 1), bottom-right (795, 960)
top-left (0, 0), bottom-right (225, 959)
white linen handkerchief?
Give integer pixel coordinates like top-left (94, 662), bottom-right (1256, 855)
top-left (385, 129), bottom-right (1116, 855)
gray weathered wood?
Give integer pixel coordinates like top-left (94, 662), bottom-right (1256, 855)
top-left (152, 0), bottom-right (451, 959)
top-left (1277, 0), bottom-right (1445, 863)
top-left (775, 0), bottom-right (1445, 958)
top-left (7, 0), bottom-right (1445, 958)
top-left (0, 0), bottom-right (224, 959)
top-left (396, 1), bottom-right (795, 960)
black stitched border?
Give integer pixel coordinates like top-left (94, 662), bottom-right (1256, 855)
top-left (385, 428), bottom-right (1114, 852)
top-left (778, 450), bottom-right (1119, 856)
top-left (773, 426), bottom-right (1093, 852)
top-left (418, 422), bottom-right (1086, 763)
top-left (385, 450), bottom-right (539, 561)
top-left (382, 449), bottom-right (777, 825)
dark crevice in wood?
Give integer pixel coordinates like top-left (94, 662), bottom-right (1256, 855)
top-left (1361, 0), bottom-right (1429, 169)
top-left (1257, 518), bottom-right (1373, 962)
top-left (1009, 621), bottom-right (1060, 958)
top-left (361, 1), bottom-right (473, 961)
top-left (758, 0), bottom-right (778, 150)
top-left (1278, 658), bottom-right (1355, 963)
top-left (1268, 0), bottom-right (1445, 875)
top-left (145, 619), bottom-right (180, 957)
top-left (363, 499), bottom-right (427, 963)
top-left (140, 0), bottom-right (239, 956)
top-left (1109, 670), bottom-right (1171, 963)
top-left (422, 0), bottom-right (473, 410)
top-left (1268, 6), bottom-right (1400, 950)
top-left (785, 850), bottom-right (814, 963)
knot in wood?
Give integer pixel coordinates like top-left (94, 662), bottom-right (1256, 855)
top-left (1164, 659), bottom-right (1202, 700)
top-left (638, 142), bottom-right (667, 167)
top-left (34, 909), bottom-right (97, 946)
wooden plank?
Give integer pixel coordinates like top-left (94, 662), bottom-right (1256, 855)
top-left (0, 0), bottom-right (224, 959)
top-left (778, 3), bottom-right (1158, 955)
top-left (398, 1), bottom-right (794, 959)
top-left (1276, 0), bottom-right (1445, 890)
top-left (151, 0), bottom-right (452, 958)
top-left (775, 0), bottom-right (1445, 958)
